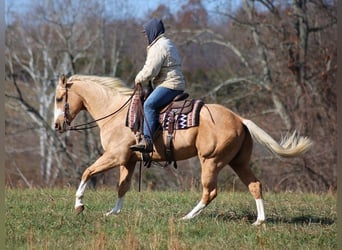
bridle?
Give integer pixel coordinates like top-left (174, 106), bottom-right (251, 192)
top-left (61, 83), bottom-right (137, 131)
top-left (62, 85), bottom-right (71, 130)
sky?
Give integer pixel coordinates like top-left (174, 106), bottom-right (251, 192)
top-left (5, 0), bottom-right (241, 23)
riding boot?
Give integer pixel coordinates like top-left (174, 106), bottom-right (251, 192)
top-left (130, 136), bottom-right (153, 153)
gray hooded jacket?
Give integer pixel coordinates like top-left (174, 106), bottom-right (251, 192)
top-left (135, 19), bottom-right (185, 91)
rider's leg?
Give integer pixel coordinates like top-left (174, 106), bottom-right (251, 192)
top-left (130, 86), bottom-right (183, 152)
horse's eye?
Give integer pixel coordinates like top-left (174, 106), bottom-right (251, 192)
top-left (56, 96), bottom-right (64, 102)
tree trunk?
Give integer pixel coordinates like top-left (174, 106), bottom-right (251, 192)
top-left (244, 0), bottom-right (292, 129)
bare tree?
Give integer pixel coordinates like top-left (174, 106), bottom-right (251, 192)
top-left (5, 0), bottom-right (105, 184)
top-left (6, 16), bottom-right (61, 182)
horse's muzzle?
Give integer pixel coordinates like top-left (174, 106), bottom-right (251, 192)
top-left (55, 121), bottom-right (67, 133)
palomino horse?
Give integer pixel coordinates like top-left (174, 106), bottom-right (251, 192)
top-left (54, 74), bottom-right (312, 225)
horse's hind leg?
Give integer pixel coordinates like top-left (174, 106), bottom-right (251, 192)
top-left (231, 163), bottom-right (265, 225)
top-left (105, 160), bottom-right (136, 216)
top-left (182, 158), bottom-right (221, 220)
top-left (230, 134), bottom-right (265, 225)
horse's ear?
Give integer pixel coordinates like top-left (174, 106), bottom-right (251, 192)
top-left (59, 74), bottom-right (67, 87)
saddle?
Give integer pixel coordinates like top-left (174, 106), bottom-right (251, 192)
top-left (126, 87), bottom-right (204, 168)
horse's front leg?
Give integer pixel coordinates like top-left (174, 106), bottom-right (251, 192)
top-left (75, 152), bottom-right (120, 215)
top-left (105, 160), bottom-right (136, 216)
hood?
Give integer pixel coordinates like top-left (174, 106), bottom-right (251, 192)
top-left (143, 18), bottom-right (165, 45)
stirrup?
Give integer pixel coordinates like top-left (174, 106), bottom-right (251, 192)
top-left (130, 138), bottom-right (153, 153)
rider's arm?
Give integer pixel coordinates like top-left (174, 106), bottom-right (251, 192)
top-left (135, 42), bottom-right (165, 85)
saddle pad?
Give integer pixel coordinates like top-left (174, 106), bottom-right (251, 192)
top-left (126, 95), bottom-right (204, 132)
top-left (159, 99), bottom-right (204, 130)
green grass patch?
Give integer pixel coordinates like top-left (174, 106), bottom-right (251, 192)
top-left (5, 188), bottom-right (336, 249)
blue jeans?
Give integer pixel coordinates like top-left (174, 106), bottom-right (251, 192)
top-left (143, 86), bottom-right (183, 140)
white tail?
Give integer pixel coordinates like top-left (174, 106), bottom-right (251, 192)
top-left (242, 119), bottom-right (313, 158)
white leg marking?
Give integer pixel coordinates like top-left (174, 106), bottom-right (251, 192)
top-left (253, 198), bottom-right (266, 226)
top-left (75, 180), bottom-right (88, 208)
top-left (181, 201), bottom-right (206, 220)
top-left (105, 197), bottom-right (124, 216)
top-left (54, 106), bottom-right (64, 123)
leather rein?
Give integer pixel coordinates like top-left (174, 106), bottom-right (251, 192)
top-left (62, 84), bottom-right (137, 131)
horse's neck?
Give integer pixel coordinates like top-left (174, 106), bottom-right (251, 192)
top-left (74, 82), bottom-right (129, 123)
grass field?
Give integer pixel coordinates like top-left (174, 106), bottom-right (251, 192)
top-left (5, 188), bottom-right (336, 249)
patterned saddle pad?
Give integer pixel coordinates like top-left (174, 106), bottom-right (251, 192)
top-left (125, 93), bottom-right (204, 133)
top-left (159, 99), bottom-right (204, 131)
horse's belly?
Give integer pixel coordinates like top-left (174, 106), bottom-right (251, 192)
top-left (151, 128), bottom-right (198, 161)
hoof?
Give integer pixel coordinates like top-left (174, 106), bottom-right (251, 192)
top-left (75, 205), bottom-right (84, 215)
top-left (180, 216), bottom-right (190, 221)
top-left (252, 219), bottom-right (265, 226)
top-left (104, 210), bottom-right (113, 217)
top-left (104, 209), bottom-right (120, 217)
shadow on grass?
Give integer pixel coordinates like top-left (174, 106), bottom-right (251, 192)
top-left (208, 212), bottom-right (335, 225)
top-left (267, 215), bottom-right (335, 225)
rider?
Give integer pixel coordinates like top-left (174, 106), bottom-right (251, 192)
top-left (130, 18), bottom-right (185, 153)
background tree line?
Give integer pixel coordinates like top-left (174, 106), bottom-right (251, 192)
top-left (5, 0), bottom-right (336, 192)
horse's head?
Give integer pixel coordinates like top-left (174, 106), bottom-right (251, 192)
top-left (54, 74), bottom-right (84, 133)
